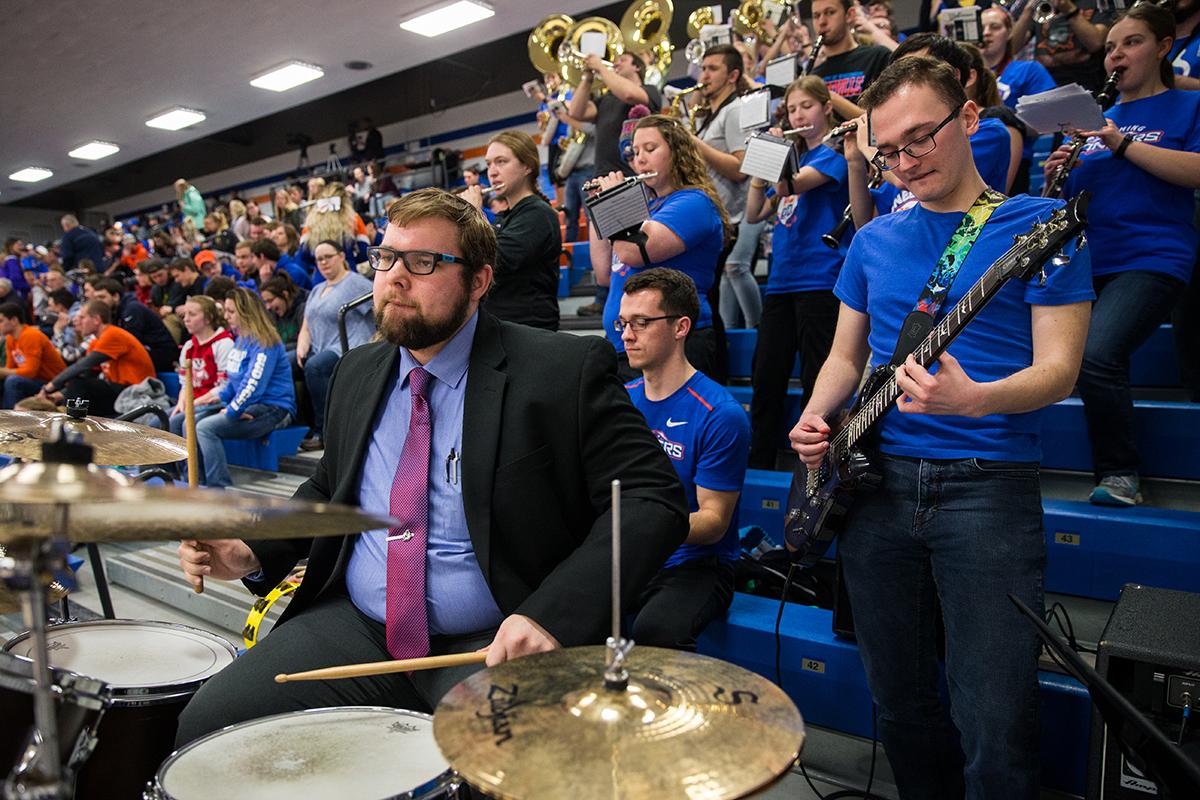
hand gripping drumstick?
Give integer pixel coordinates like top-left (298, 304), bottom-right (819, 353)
top-left (274, 651), bottom-right (488, 683)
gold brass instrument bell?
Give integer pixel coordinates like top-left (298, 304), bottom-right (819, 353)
top-left (733, 0), bottom-right (777, 46)
top-left (621, 0), bottom-right (674, 83)
top-left (558, 16), bottom-right (625, 90)
top-left (528, 13), bottom-right (576, 79)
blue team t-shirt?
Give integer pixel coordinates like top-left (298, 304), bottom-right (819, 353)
top-left (1064, 89), bottom-right (1200, 284)
top-left (997, 59), bottom-right (1058, 110)
top-left (871, 117), bottom-right (1014, 216)
top-left (603, 188), bottom-right (725, 352)
top-left (1171, 31), bottom-right (1200, 80)
top-left (626, 371), bottom-right (750, 569)
top-left (768, 144), bottom-right (849, 295)
top-left (835, 194), bottom-right (1095, 461)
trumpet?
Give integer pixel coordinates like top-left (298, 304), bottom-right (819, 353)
top-left (801, 34), bottom-right (824, 77)
top-left (583, 171), bottom-right (658, 193)
top-left (1041, 68), bottom-right (1122, 199)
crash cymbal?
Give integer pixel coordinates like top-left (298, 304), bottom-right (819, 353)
top-left (434, 645), bottom-right (805, 800)
top-left (0, 410), bottom-right (187, 466)
top-left (0, 462), bottom-right (397, 544)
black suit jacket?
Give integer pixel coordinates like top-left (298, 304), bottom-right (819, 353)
top-left (246, 311), bottom-right (688, 647)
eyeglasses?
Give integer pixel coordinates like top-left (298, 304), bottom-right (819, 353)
top-left (314, 252), bottom-right (341, 263)
top-left (366, 246), bottom-right (469, 275)
top-left (870, 106), bottom-right (961, 172)
top-left (612, 315), bottom-right (681, 334)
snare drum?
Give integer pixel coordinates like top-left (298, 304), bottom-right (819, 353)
top-left (146, 707), bottom-right (460, 800)
top-left (2, 619), bottom-right (236, 800)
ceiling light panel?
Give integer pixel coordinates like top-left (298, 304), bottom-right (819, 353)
top-left (145, 108), bottom-right (207, 131)
top-left (250, 62), bottom-right (325, 92)
top-left (400, 0), bottom-right (494, 37)
top-left (68, 141), bottom-right (120, 160)
top-left (9, 167), bottom-right (54, 182)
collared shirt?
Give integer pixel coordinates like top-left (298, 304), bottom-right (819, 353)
top-left (345, 311), bottom-right (504, 634)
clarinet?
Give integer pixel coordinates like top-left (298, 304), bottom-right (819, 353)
top-left (801, 35), bottom-right (824, 76)
top-left (1041, 69), bottom-right (1123, 199)
top-left (822, 170), bottom-right (883, 250)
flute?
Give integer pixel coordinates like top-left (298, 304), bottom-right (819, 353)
top-left (582, 171), bottom-right (658, 193)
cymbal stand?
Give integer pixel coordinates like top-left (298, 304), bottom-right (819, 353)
top-left (604, 479), bottom-right (634, 691)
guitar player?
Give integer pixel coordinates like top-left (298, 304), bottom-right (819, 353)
top-left (790, 57), bottom-right (1093, 799)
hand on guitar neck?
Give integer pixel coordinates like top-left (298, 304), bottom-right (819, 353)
top-left (893, 351), bottom-right (989, 417)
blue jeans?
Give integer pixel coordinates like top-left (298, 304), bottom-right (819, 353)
top-left (720, 218), bottom-right (765, 328)
top-left (195, 404), bottom-right (290, 487)
top-left (839, 454), bottom-right (1045, 800)
top-left (2, 375), bottom-right (45, 409)
top-left (1078, 270), bottom-right (1184, 479)
top-left (303, 349), bottom-right (341, 438)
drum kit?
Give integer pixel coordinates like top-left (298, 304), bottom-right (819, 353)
top-left (0, 409), bottom-right (808, 799)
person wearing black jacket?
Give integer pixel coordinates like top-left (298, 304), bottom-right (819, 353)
top-left (58, 215), bottom-right (104, 271)
top-left (172, 188), bottom-right (686, 744)
top-left (92, 277), bottom-right (180, 372)
top-left (464, 131), bottom-right (562, 330)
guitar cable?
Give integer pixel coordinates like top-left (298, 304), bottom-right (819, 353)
top-left (773, 563), bottom-right (887, 800)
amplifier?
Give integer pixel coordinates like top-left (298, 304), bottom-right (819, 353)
top-left (1089, 584), bottom-right (1200, 799)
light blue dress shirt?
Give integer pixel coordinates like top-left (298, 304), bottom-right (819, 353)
top-left (345, 311), bottom-right (504, 635)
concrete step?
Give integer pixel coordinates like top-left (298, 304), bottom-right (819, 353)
top-left (104, 543), bottom-right (290, 644)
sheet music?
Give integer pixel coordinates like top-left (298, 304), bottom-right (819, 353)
top-left (1015, 83), bottom-right (1108, 135)
top-left (586, 182), bottom-right (651, 240)
top-left (740, 133), bottom-right (794, 183)
top-left (765, 54), bottom-right (798, 89)
top-left (739, 89), bottom-right (772, 131)
top-left (579, 31), bottom-right (607, 57)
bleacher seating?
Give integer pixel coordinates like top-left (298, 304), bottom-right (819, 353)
top-left (1041, 398), bottom-right (1200, 480)
top-left (697, 594), bottom-right (1093, 796)
top-left (222, 426), bottom-right (309, 472)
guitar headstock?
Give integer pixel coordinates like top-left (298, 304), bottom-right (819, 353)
top-left (1001, 192), bottom-right (1090, 283)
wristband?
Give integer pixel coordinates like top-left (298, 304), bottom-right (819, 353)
top-left (1114, 135), bottom-right (1133, 160)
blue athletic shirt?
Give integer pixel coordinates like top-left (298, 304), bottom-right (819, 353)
top-left (997, 59), bottom-right (1058, 110)
top-left (626, 371), bottom-right (750, 569)
top-left (768, 144), bottom-right (849, 295)
top-left (603, 188), bottom-right (725, 352)
top-left (219, 337), bottom-right (297, 419)
top-left (835, 194), bottom-right (1095, 461)
top-left (871, 117), bottom-right (1014, 216)
top-left (1064, 89), bottom-right (1200, 284)
top-left (1171, 31), bottom-right (1200, 79)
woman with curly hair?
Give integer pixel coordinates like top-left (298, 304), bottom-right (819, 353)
top-left (588, 114), bottom-right (732, 379)
top-left (298, 182), bottom-right (370, 279)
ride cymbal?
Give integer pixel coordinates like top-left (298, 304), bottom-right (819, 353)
top-left (434, 645), bottom-right (805, 800)
top-left (0, 410), bottom-right (187, 466)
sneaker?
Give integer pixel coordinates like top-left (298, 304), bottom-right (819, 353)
top-left (1090, 474), bottom-right (1143, 506)
top-left (576, 302), bottom-right (603, 317)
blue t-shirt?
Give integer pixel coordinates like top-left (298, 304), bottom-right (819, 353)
top-left (277, 253), bottom-right (312, 291)
top-left (603, 189), bottom-right (725, 352)
top-left (835, 194), bottom-right (1095, 461)
top-left (997, 59), bottom-right (1058, 110)
top-left (768, 144), bottom-right (849, 294)
top-left (870, 118), bottom-right (1014, 216)
top-left (626, 371), bottom-right (750, 569)
top-left (1171, 31), bottom-right (1200, 80)
top-left (1064, 89), bottom-right (1200, 284)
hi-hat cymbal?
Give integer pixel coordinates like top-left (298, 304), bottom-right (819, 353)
top-left (0, 410), bottom-right (188, 466)
top-left (0, 462), bottom-right (397, 544)
top-left (434, 645), bottom-right (805, 799)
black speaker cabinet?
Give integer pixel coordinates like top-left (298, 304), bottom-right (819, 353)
top-left (1088, 584), bottom-right (1200, 799)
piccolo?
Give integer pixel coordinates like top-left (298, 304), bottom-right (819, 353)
top-left (583, 172), bottom-right (658, 192)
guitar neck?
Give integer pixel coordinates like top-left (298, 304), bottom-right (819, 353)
top-left (832, 250), bottom-right (1019, 458)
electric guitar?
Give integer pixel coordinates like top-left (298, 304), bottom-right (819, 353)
top-left (783, 193), bottom-right (1091, 566)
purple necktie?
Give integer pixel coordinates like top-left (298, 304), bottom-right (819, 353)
top-left (385, 366), bottom-right (433, 660)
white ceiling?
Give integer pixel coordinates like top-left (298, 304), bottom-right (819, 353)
top-left (0, 0), bottom-right (598, 205)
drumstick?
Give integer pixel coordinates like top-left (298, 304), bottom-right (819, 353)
top-left (182, 361), bottom-right (202, 594)
top-left (274, 651), bottom-right (488, 683)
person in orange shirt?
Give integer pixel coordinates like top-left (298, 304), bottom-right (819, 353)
top-left (0, 303), bottom-right (67, 408)
top-left (40, 299), bottom-right (156, 416)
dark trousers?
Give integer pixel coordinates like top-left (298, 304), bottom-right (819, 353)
top-left (1173, 242), bottom-right (1200, 402)
top-left (1078, 270), bottom-right (1183, 479)
top-left (749, 290), bottom-right (840, 470)
top-left (840, 454), bottom-right (1045, 800)
top-left (175, 591), bottom-right (494, 748)
top-left (630, 557), bottom-right (735, 651)
top-left (61, 376), bottom-right (128, 417)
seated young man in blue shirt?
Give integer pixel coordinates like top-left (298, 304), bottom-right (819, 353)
top-left (790, 56), bottom-right (1093, 799)
top-left (619, 268), bottom-right (750, 651)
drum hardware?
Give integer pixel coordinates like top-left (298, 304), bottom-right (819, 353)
top-left (582, 171), bottom-right (658, 193)
top-left (432, 480), bottom-right (807, 798)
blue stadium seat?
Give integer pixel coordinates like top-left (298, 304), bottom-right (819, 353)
top-left (1041, 399), bottom-right (1200, 480)
top-left (697, 594), bottom-right (1092, 796)
top-left (725, 328), bottom-right (799, 380)
top-left (726, 386), bottom-right (804, 448)
top-left (157, 372), bottom-right (182, 402)
top-left (222, 426), bottom-right (309, 472)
